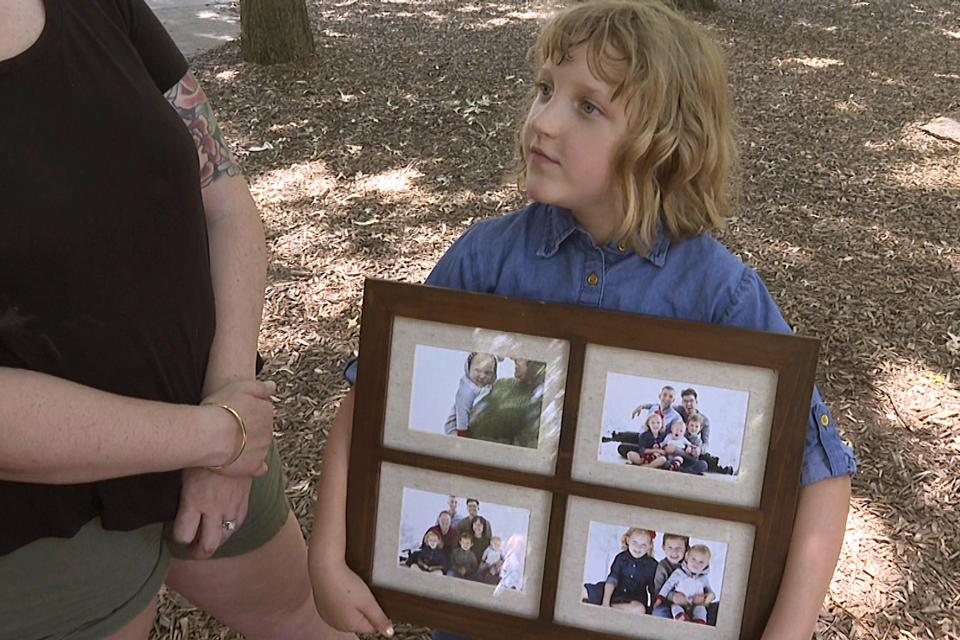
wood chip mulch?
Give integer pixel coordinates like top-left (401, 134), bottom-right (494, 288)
top-left (151, 0), bottom-right (960, 638)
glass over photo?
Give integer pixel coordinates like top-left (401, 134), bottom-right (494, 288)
top-left (580, 521), bottom-right (729, 628)
top-left (408, 345), bottom-right (547, 449)
top-left (397, 487), bottom-right (531, 594)
top-left (598, 373), bottom-right (748, 479)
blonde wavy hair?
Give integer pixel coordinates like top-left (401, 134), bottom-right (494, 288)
top-left (621, 527), bottom-right (654, 552)
top-left (516, 0), bottom-right (737, 252)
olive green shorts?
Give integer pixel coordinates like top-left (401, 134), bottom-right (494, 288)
top-left (0, 443), bottom-right (290, 640)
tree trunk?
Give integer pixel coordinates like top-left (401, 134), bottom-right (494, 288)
top-left (240, 0), bottom-right (314, 65)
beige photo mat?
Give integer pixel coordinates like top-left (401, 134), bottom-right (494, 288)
top-left (571, 344), bottom-right (779, 509)
top-left (370, 462), bottom-right (553, 618)
top-left (383, 316), bottom-right (569, 475)
top-left (554, 496), bottom-right (755, 639)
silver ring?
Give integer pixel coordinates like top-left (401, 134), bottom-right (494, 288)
top-left (222, 520), bottom-right (236, 532)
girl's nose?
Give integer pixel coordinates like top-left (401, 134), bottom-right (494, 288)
top-left (529, 100), bottom-right (562, 137)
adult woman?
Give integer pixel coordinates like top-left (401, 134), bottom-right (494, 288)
top-left (0, 1), bottom-right (352, 638)
top-left (423, 510), bottom-right (459, 558)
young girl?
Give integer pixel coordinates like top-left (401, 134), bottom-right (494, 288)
top-left (582, 527), bottom-right (658, 613)
top-left (309, 2), bottom-right (855, 639)
top-left (417, 531), bottom-right (447, 574)
top-left (623, 412), bottom-right (668, 467)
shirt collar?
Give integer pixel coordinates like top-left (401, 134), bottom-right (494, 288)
top-left (534, 203), bottom-right (670, 267)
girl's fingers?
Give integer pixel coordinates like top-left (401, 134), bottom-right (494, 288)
top-left (359, 599), bottom-right (393, 637)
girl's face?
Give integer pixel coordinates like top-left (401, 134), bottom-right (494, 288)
top-left (426, 533), bottom-right (440, 549)
top-left (626, 533), bottom-right (650, 558)
top-left (522, 45), bottom-right (632, 243)
top-left (686, 420), bottom-right (702, 437)
top-left (469, 354), bottom-right (496, 387)
top-left (472, 518), bottom-right (485, 536)
top-left (646, 414), bottom-right (662, 434)
top-left (662, 537), bottom-right (686, 564)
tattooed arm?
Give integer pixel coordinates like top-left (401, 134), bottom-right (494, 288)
top-left (165, 71), bottom-right (269, 556)
top-left (164, 71), bottom-right (265, 398)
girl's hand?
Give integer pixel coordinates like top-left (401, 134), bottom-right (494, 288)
top-left (312, 562), bottom-right (393, 636)
top-left (201, 379), bottom-right (275, 476)
top-left (171, 467), bottom-right (252, 558)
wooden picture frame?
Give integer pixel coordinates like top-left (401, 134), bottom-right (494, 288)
top-left (346, 278), bottom-right (819, 640)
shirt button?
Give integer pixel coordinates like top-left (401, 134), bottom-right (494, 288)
top-left (617, 240), bottom-right (628, 251)
top-left (586, 273), bottom-right (599, 286)
top-left (820, 414), bottom-right (830, 427)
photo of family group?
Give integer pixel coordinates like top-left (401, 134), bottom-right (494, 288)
top-left (580, 521), bottom-right (728, 628)
top-left (397, 488), bottom-right (530, 593)
top-left (408, 345), bottom-right (548, 449)
top-left (598, 374), bottom-right (748, 479)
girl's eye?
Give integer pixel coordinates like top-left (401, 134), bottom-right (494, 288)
top-left (537, 82), bottom-right (553, 98)
top-left (582, 101), bottom-right (599, 115)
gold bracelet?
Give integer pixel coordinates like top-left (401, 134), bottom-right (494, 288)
top-left (204, 403), bottom-right (247, 471)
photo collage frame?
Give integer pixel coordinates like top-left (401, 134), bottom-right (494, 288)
top-left (345, 279), bottom-right (819, 640)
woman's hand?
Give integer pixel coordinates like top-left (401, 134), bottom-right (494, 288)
top-left (311, 561), bottom-right (393, 636)
top-left (672, 592), bottom-right (688, 606)
top-left (201, 379), bottom-right (275, 476)
top-left (171, 467), bottom-right (253, 558)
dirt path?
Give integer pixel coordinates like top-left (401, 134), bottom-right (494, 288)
top-left (152, 1), bottom-right (959, 638)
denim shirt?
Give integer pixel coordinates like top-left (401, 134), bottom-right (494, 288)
top-left (423, 202), bottom-right (856, 486)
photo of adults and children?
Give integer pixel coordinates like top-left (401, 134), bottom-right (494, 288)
top-left (408, 345), bottom-right (547, 449)
top-left (581, 521), bottom-right (728, 627)
top-left (598, 373), bottom-right (748, 478)
top-left (397, 489), bottom-right (529, 593)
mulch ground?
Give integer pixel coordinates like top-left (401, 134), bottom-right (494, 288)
top-left (151, 0), bottom-right (960, 638)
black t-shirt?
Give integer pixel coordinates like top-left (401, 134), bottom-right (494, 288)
top-left (0, 0), bottom-right (215, 555)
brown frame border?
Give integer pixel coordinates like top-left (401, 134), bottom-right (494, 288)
top-left (346, 278), bottom-right (819, 640)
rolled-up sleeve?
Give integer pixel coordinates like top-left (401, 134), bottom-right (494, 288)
top-left (723, 269), bottom-right (857, 486)
top-left (800, 386), bottom-right (857, 486)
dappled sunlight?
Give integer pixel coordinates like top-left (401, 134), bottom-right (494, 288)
top-left (214, 69), bottom-right (238, 82)
top-left (249, 160), bottom-right (336, 207)
top-left (356, 165), bottom-right (424, 197)
top-left (475, 10), bottom-right (548, 29)
top-left (944, 29), bottom-right (960, 40)
top-left (881, 126), bottom-right (960, 191)
top-left (268, 119), bottom-right (315, 133)
top-left (830, 498), bottom-right (904, 628)
top-left (777, 56), bottom-right (844, 70)
top-left (794, 20), bottom-right (838, 33)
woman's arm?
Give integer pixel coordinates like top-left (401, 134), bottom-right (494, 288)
top-left (0, 368), bottom-right (274, 483)
top-left (761, 474), bottom-right (850, 640)
top-left (164, 71), bottom-right (265, 394)
top-left (163, 70), bottom-right (268, 555)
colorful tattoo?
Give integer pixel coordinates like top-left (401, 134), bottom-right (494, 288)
top-left (164, 72), bottom-right (241, 188)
